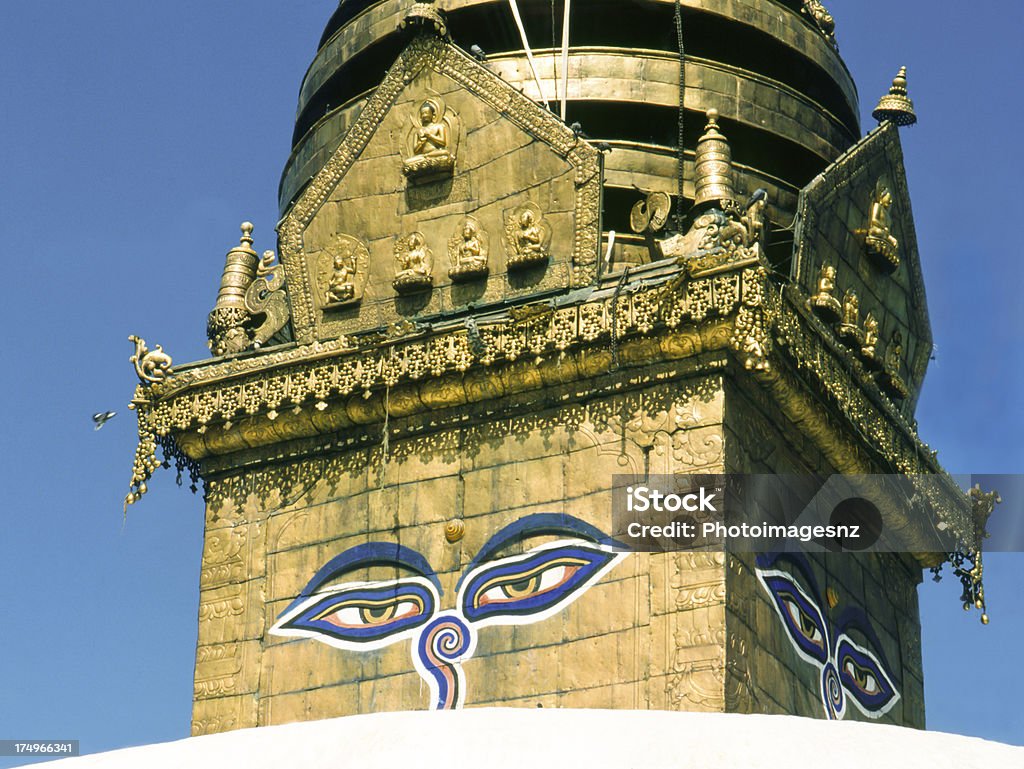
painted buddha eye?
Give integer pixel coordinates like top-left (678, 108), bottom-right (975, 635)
top-left (835, 635), bottom-right (900, 717)
top-left (843, 658), bottom-right (879, 694)
top-left (271, 578), bottom-right (437, 650)
top-left (780, 591), bottom-right (825, 647)
top-left (477, 559), bottom-right (585, 606)
top-left (459, 540), bottom-right (624, 626)
top-left (758, 570), bottom-right (829, 664)
top-left (315, 595), bottom-right (423, 628)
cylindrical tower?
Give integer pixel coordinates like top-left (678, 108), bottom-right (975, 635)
top-left (280, 0), bottom-right (858, 263)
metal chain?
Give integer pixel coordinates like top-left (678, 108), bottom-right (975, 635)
top-left (674, 0), bottom-right (686, 229)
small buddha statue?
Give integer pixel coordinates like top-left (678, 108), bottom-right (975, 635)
top-left (448, 218), bottom-right (489, 281)
top-left (866, 182), bottom-right (900, 271)
top-left (517, 210), bottom-right (544, 256)
top-left (837, 288), bottom-right (864, 345)
top-left (878, 330), bottom-right (909, 400)
top-left (808, 263), bottom-right (841, 322)
top-left (325, 254), bottom-right (356, 304)
top-left (402, 100), bottom-right (456, 181)
top-left (860, 312), bottom-right (882, 369)
top-left (393, 232), bottom-right (434, 294)
top-left (506, 204), bottom-right (551, 270)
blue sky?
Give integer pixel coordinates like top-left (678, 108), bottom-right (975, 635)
top-left (0, 1), bottom-right (1020, 764)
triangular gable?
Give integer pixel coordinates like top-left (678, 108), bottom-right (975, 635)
top-left (278, 32), bottom-right (602, 344)
top-left (792, 122), bottom-right (932, 412)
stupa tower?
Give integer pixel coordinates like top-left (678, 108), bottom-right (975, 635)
top-left (124, 0), bottom-right (991, 736)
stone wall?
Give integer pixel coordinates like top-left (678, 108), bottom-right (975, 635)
top-left (191, 375), bottom-right (732, 733)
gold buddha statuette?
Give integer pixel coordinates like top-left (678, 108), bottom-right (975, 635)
top-left (866, 181), bottom-right (900, 272)
top-left (505, 203), bottom-right (551, 270)
top-left (837, 288), bottom-right (865, 346)
top-left (402, 98), bottom-right (458, 183)
top-left (860, 312), bottom-right (882, 370)
top-left (877, 330), bottom-right (909, 400)
top-left (808, 263), bottom-right (842, 322)
top-left (393, 232), bottom-right (434, 294)
top-left (448, 216), bottom-right (489, 282)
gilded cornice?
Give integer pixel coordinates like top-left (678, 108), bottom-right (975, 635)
top-left (125, 259), bottom-right (975, 555)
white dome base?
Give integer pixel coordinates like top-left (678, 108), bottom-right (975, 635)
top-left (42, 709), bottom-right (1023, 769)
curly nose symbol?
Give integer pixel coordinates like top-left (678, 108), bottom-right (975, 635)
top-left (414, 614), bottom-right (476, 710)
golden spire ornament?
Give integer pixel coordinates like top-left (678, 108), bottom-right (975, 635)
top-left (692, 109), bottom-right (738, 209)
top-left (872, 66), bottom-right (917, 127)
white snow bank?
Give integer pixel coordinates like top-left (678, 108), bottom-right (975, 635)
top-left (39, 709), bottom-right (1024, 769)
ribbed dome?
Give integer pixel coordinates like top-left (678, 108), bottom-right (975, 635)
top-left (281, 0), bottom-right (859, 254)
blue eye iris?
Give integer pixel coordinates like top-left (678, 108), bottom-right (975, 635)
top-left (274, 580), bottom-right (436, 647)
top-left (460, 541), bottom-right (620, 624)
top-left (836, 637), bottom-right (899, 715)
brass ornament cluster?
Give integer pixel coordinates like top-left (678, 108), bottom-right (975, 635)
top-left (207, 223), bottom-right (289, 357)
top-left (655, 110), bottom-right (768, 274)
top-left (807, 264), bottom-right (907, 400)
top-left (277, 32), bottom-right (601, 344)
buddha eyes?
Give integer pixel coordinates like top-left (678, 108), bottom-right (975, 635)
top-left (460, 541), bottom-right (623, 625)
top-left (271, 579), bottom-right (437, 649)
top-left (780, 591), bottom-right (826, 649)
top-left (315, 597), bottom-right (424, 628)
top-left (843, 658), bottom-right (879, 694)
top-left (477, 559), bottom-right (584, 605)
top-left (835, 637), bottom-right (899, 715)
top-left (757, 560), bottom-right (901, 719)
top-left (759, 571), bottom-right (829, 664)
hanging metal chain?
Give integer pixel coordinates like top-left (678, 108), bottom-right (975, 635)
top-left (674, 0), bottom-right (686, 229)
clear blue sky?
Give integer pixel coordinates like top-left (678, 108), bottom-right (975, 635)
top-left (0, 1), bottom-right (1020, 764)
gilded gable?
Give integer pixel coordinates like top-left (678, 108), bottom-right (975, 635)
top-left (279, 33), bottom-right (602, 344)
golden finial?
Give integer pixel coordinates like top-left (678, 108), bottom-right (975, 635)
top-left (693, 109), bottom-right (738, 209)
top-left (208, 222), bottom-right (261, 356)
top-left (872, 66), bottom-right (917, 127)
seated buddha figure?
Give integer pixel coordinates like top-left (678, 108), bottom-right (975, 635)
top-left (866, 182), bottom-right (900, 270)
top-left (403, 100), bottom-right (456, 181)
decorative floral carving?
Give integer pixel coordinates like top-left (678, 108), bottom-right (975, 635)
top-left (129, 334), bottom-right (173, 384)
top-left (802, 0), bottom-right (837, 48)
